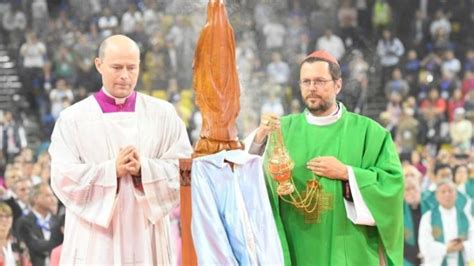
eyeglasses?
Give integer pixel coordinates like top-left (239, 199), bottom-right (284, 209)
top-left (299, 78), bottom-right (334, 88)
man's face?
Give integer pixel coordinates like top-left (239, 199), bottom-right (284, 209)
top-left (436, 184), bottom-right (457, 209)
top-left (404, 179), bottom-right (420, 205)
top-left (95, 43), bottom-right (140, 98)
top-left (36, 186), bottom-right (56, 212)
top-left (454, 166), bottom-right (468, 185)
top-left (14, 180), bottom-right (31, 204)
top-left (300, 61), bottom-right (341, 116)
top-left (435, 167), bottom-right (452, 182)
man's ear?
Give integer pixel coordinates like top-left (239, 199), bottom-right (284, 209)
top-left (95, 58), bottom-right (102, 74)
top-left (335, 79), bottom-right (343, 95)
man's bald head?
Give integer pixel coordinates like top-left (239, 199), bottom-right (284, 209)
top-left (95, 35), bottom-right (141, 98)
top-left (98, 34), bottom-right (140, 60)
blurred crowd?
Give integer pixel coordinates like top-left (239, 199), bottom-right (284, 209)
top-left (0, 0), bottom-right (472, 264)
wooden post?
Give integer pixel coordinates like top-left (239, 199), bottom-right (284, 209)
top-left (179, 158), bottom-right (196, 266)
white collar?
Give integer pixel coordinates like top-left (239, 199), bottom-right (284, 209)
top-left (305, 103), bottom-right (343, 126)
top-left (32, 209), bottom-right (51, 222)
top-left (428, 182), bottom-right (437, 192)
top-left (194, 149), bottom-right (258, 168)
top-left (439, 205), bottom-right (456, 216)
top-left (102, 87), bottom-right (131, 104)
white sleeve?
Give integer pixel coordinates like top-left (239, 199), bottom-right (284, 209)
top-left (418, 211), bottom-right (447, 265)
top-left (343, 166), bottom-right (376, 226)
top-left (134, 113), bottom-right (192, 223)
top-left (463, 215), bottom-right (474, 262)
top-left (49, 115), bottom-right (118, 228)
top-left (243, 129), bottom-right (266, 156)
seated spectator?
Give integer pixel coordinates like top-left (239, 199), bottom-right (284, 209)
top-left (421, 52), bottom-right (442, 76)
top-left (49, 79), bottom-right (74, 121)
top-left (449, 108), bottom-right (472, 153)
top-left (316, 29), bottom-right (345, 61)
top-left (262, 16), bottom-right (286, 50)
top-left (372, 0), bottom-right (392, 34)
top-left (385, 68), bottom-right (410, 99)
top-left (462, 70), bottom-right (474, 97)
top-left (411, 150), bottom-right (428, 177)
top-left (1, 4), bottom-right (27, 54)
top-left (454, 164), bottom-right (472, 197)
top-left (463, 49), bottom-right (474, 72)
top-left (266, 52), bottom-right (290, 86)
top-left (419, 179), bottom-right (474, 265)
top-left (404, 164), bottom-right (423, 185)
top-left (121, 3), bottom-right (143, 35)
top-left (422, 163), bottom-right (471, 215)
top-left (345, 50), bottom-right (368, 113)
top-left (73, 33), bottom-right (97, 90)
top-left (430, 27), bottom-right (453, 52)
top-left (337, 0), bottom-right (359, 49)
top-left (447, 88), bottom-right (465, 122)
top-left (416, 69), bottom-right (433, 99)
top-left (403, 49), bottom-right (421, 90)
top-left (52, 46), bottom-right (77, 85)
top-left (97, 7), bottom-right (118, 38)
top-left (1, 112), bottom-right (27, 163)
top-left (376, 29), bottom-right (405, 86)
top-left (429, 10), bottom-right (451, 41)
top-left (441, 50), bottom-right (461, 76)
top-left (260, 85), bottom-right (285, 117)
top-left (403, 177), bottom-right (423, 265)
top-left (464, 90), bottom-right (474, 122)
top-left (0, 174), bottom-right (30, 237)
top-left (420, 88), bottom-right (447, 120)
top-left (0, 203), bottom-right (30, 266)
top-left (8, 177), bottom-right (32, 217)
top-left (17, 183), bottom-right (62, 266)
top-left (409, 10), bottom-right (428, 52)
top-left (438, 70), bottom-right (460, 99)
top-left (385, 91), bottom-right (403, 135)
top-left (19, 32), bottom-right (47, 110)
top-left (396, 107), bottom-right (419, 159)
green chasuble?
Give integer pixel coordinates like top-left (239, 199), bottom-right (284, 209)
top-left (265, 106), bottom-right (404, 266)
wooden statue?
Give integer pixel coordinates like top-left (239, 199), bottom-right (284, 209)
top-left (181, 1), bottom-right (243, 265)
top-left (192, 0), bottom-right (243, 156)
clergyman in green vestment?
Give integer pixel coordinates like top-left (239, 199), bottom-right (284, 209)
top-left (248, 50), bottom-right (404, 265)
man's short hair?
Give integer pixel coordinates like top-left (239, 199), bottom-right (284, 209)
top-left (435, 178), bottom-right (456, 191)
top-left (29, 183), bottom-right (49, 205)
top-left (300, 57), bottom-right (342, 80)
top-left (434, 163), bottom-right (452, 176)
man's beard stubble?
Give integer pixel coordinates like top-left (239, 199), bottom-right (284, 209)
top-left (304, 96), bottom-right (333, 115)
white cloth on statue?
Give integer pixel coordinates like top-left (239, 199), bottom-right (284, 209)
top-left (49, 93), bottom-right (192, 265)
top-left (418, 206), bottom-right (474, 265)
top-left (191, 150), bottom-right (284, 265)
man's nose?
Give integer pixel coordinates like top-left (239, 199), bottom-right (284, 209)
top-left (119, 69), bottom-right (130, 80)
top-left (307, 85), bottom-right (319, 93)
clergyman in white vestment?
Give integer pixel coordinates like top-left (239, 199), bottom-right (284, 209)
top-left (49, 35), bottom-right (193, 265)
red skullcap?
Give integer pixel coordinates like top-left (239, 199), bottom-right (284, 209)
top-left (303, 50), bottom-right (339, 66)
